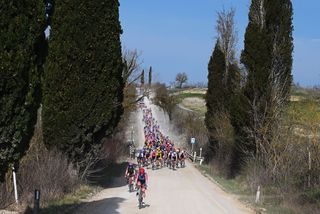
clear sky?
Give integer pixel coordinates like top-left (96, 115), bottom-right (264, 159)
top-left (120, 0), bottom-right (320, 87)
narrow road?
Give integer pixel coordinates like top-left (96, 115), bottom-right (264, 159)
top-left (75, 97), bottom-right (253, 214)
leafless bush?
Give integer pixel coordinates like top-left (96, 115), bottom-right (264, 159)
top-left (122, 48), bottom-right (143, 86)
top-left (0, 108), bottom-right (79, 210)
top-left (171, 107), bottom-right (235, 175)
top-left (79, 111), bottom-right (132, 182)
top-left (242, 118), bottom-right (320, 199)
top-left (17, 143), bottom-right (79, 206)
top-left (171, 108), bottom-right (208, 152)
top-left (210, 112), bottom-right (235, 175)
top-left (100, 124), bottom-right (128, 164)
top-left (0, 181), bottom-right (14, 209)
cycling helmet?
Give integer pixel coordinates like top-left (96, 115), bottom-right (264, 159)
top-left (139, 167), bottom-right (145, 174)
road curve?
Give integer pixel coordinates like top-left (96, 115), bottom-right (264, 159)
top-left (75, 97), bottom-right (253, 214)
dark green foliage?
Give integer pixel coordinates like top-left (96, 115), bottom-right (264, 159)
top-left (233, 0), bottom-right (273, 173)
top-left (226, 63), bottom-right (241, 102)
top-left (265, 0), bottom-right (293, 100)
top-left (205, 41), bottom-right (226, 115)
top-left (205, 7), bottom-right (240, 161)
top-left (43, 0), bottom-right (124, 164)
top-left (205, 41), bottom-right (226, 157)
top-left (148, 66), bottom-right (152, 86)
top-left (0, 0), bottom-right (44, 181)
top-left (141, 69), bottom-right (145, 85)
top-left (229, 92), bottom-right (252, 175)
top-left (231, 0), bottom-right (294, 174)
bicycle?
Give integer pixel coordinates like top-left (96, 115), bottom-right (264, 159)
top-left (136, 181), bottom-right (147, 209)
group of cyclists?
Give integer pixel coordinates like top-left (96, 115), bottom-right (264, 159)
top-left (137, 104), bottom-right (186, 170)
top-left (124, 99), bottom-right (187, 208)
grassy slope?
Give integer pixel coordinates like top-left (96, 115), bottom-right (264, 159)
top-left (173, 88), bottom-right (207, 115)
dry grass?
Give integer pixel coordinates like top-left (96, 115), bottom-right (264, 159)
top-left (290, 95), bottom-right (304, 102)
top-left (0, 109), bottom-right (80, 212)
top-left (179, 88), bottom-right (207, 94)
top-left (180, 97), bottom-right (207, 115)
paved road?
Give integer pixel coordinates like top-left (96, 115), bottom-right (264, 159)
top-left (76, 97), bottom-right (253, 214)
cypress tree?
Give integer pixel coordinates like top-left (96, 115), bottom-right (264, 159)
top-left (233, 0), bottom-right (293, 172)
top-left (265, 0), bottom-right (293, 101)
top-left (223, 62), bottom-right (241, 110)
top-left (43, 0), bottom-right (124, 163)
top-left (141, 69), bottom-right (145, 86)
top-left (240, 0), bottom-right (272, 153)
top-left (148, 66), bottom-right (152, 86)
top-left (205, 40), bottom-right (226, 158)
top-left (0, 0), bottom-right (44, 181)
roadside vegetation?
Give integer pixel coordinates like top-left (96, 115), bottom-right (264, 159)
top-left (167, 86), bottom-right (320, 213)
top-left (2, 0), bottom-right (319, 213)
top-left (0, 0), bottom-right (138, 212)
top-left (160, 1), bottom-right (319, 213)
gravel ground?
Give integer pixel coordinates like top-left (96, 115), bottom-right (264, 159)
top-left (75, 97), bottom-right (253, 214)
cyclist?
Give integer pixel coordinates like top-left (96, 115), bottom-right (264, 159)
top-left (136, 167), bottom-right (148, 198)
top-left (156, 148), bottom-right (162, 167)
top-left (125, 162), bottom-right (136, 184)
top-left (137, 149), bottom-right (144, 166)
top-left (171, 150), bottom-right (178, 169)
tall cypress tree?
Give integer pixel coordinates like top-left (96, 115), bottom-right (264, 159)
top-left (239, 0), bottom-right (272, 155)
top-left (148, 66), bottom-right (152, 86)
top-left (141, 69), bottom-right (145, 86)
top-left (226, 63), bottom-right (241, 101)
top-left (265, 0), bottom-right (293, 101)
top-left (0, 0), bottom-right (43, 181)
top-left (234, 0), bottom-right (293, 170)
top-left (205, 40), bottom-right (226, 158)
top-left (43, 0), bottom-right (124, 163)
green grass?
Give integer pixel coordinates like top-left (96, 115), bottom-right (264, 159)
top-left (24, 185), bottom-right (98, 214)
top-left (286, 99), bottom-right (320, 125)
top-left (46, 185), bottom-right (95, 206)
top-left (264, 205), bottom-right (299, 214)
top-left (196, 165), bottom-right (249, 195)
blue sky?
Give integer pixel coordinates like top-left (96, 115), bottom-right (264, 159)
top-left (120, 0), bottom-right (320, 87)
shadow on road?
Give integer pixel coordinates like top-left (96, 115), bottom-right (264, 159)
top-left (140, 203), bottom-right (151, 209)
top-left (24, 197), bottom-right (126, 214)
top-left (86, 161), bottom-right (129, 188)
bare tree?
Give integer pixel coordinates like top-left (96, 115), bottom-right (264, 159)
top-left (175, 72), bottom-right (188, 88)
top-left (122, 48), bottom-right (143, 86)
top-left (121, 48), bottom-right (151, 108)
top-left (215, 8), bottom-right (238, 83)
